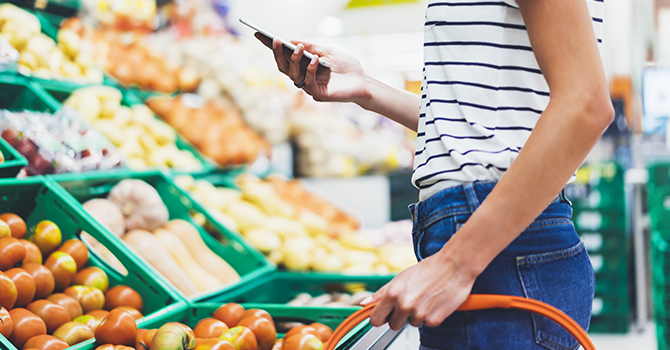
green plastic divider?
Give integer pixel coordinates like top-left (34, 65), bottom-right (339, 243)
top-left (0, 176), bottom-right (186, 350)
top-left (50, 170), bottom-right (276, 304)
top-left (0, 134), bottom-right (27, 178)
top-left (1, 0), bottom-right (78, 19)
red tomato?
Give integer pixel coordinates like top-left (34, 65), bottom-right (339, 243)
top-left (86, 309), bottom-right (109, 319)
top-left (5, 268), bottom-right (35, 308)
top-left (53, 321), bottom-right (94, 346)
top-left (0, 306), bottom-right (12, 338)
top-left (47, 294), bottom-right (83, 320)
top-left (23, 334), bottom-right (69, 350)
top-left (22, 264), bottom-right (55, 299)
top-left (0, 213), bottom-right (26, 239)
top-left (195, 338), bottom-right (236, 350)
top-left (135, 329), bottom-right (149, 350)
top-left (212, 303), bottom-right (245, 327)
top-left (219, 326), bottom-right (257, 350)
top-left (0, 271), bottom-right (17, 310)
top-left (72, 315), bottom-right (103, 332)
top-left (95, 344), bottom-right (115, 350)
top-left (44, 252), bottom-right (77, 292)
top-left (282, 334), bottom-right (323, 350)
top-left (194, 318), bottom-right (229, 338)
top-left (56, 240), bottom-right (89, 270)
top-left (112, 306), bottom-right (143, 320)
top-left (240, 309), bottom-right (272, 324)
top-left (283, 326), bottom-right (320, 342)
top-left (20, 240), bottom-right (42, 265)
top-left (95, 309), bottom-right (138, 346)
top-left (308, 323), bottom-right (332, 342)
top-left (104, 285), bottom-right (143, 311)
top-left (73, 267), bottom-right (109, 292)
top-left (26, 299), bottom-right (70, 334)
top-left (143, 329), bottom-right (157, 348)
top-left (271, 339), bottom-right (282, 350)
top-left (0, 237), bottom-right (26, 270)
top-left (8, 308), bottom-right (47, 349)
top-left (30, 221), bottom-right (62, 256)
top-left (237, 316), bottom-right (277, 350)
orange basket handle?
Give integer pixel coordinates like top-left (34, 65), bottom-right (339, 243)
top-left (324, 294), bottom-right (596, 350)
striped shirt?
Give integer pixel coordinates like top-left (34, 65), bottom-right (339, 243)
top-left (412, 0), bottom-right (604, 201)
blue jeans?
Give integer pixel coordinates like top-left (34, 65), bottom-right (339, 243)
top-left (409, 181), bottom-right (595, 350)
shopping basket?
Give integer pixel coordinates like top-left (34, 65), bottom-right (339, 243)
top-left (325, 294), bottom-right (597, 350)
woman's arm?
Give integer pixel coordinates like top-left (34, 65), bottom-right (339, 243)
top-left (264, 38), bottom-right (421, 131)
top-left (366, 0), bottom-right (614, 330)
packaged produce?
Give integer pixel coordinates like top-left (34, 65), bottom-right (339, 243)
top-left (80, 179), bottom-right (240, 296)
top-left (146, 94), bottom-right (271, 167)
top-left (175, 174), bottom-right (416, 274)
top-left (63, 85), bottom-right (203, 171)
top-left (0, 109), bottom-right (123, 175)
top-left (287, 291), bottom-right (373, 308)
top-left (0, 3), bottom-right (103, 83)
top-left (0, 213), bottom-right (147, 349)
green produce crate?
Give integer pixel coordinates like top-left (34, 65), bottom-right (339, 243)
top-left (589, 251), bottom-right (628, 275)
top-left (649, 163), bottom-right (670, 233)
top-left (588, 314), bottom-right (629, 334)
top-left (651, 231), bottom-right (670, 283)
top-left (0, 74), bottom-right (60, 112)
top-left (593, 272), bottom-right (629, 296)
top-left (42, 82), bottom-right (219, 175)
top-left (590, 295), bottom-right (629, 317)
top-left (133, 303), bottom-right (369, 348)
top-left (580, 231), bottom-right (629, 254)
top-left (573, 210), bottom-right (626, 234)
top-left (203, 271), bottom-right (391, 305)
top-left (51, 170), bottom-right (275, 304)
top-left (0, 136), bottom-right (27, 178)
top-left (0, 176), bottom-right (186, 350)
top-left (2, 0), bottom-right (78, 19)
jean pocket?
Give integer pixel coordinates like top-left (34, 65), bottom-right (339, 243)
top-left (516, 241), bottom-right (594, 350)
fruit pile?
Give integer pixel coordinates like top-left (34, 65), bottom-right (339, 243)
top-left (0, 4), bottom-right (103, 83)
top-left (80, 179), bottom-right (240, 296)
top-left (63, 86), bottom-right (202, 171)
top-left (0, 213), bottom-right (146, 349)
top-left (175, 174), bottom-right (416, 274)
top-left (94, 303), bottom-right (333, 350)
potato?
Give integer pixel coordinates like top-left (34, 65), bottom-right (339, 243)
top-left (93, 119), bottom-right (124, 145)
top-left (126, 157), bottom-right (148, 170)
top-left (83, 67), bottom-right (104, 83)
top-left (145, 120), bottom-right (176, 145)
top-left (47, 49), bottom-right (65, 72)
top-left (3, 20), bottom-right (32, 50)
top-left (74, 51), bottom-right (93, 71)
top-left (244, 228), bottom-right (281, 253)
top-left (61, 60), bottom-right (82, 77)
top-left (112, 105), bottom-right (132, 124)
top-left (145, 147), bottom-right (169, 166)
top-left (139, 133), bottom-right (159, 153)
top-left (76, 85), bottom-right (122, 101)
top-left (18, 50), bottom-right (38, 70)
top-left (75, 92), bottom-right (102, 120)
top-left (32, 67), bottom-right (53, 80)
top-left (58, 29), bottom-right (80, 58)
top-left (118, 141), bottom-right (144, 158)
top-left (100, 97), bottom-right (120, 119)
top-left (24, 34), bottom-right (54, 67)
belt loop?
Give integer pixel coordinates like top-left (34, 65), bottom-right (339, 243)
top-left (463, 182), bottom-right (480, 213)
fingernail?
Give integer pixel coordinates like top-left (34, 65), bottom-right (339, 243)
top-left (294, 44), bottom-right (302, 54)
top-left (360, 296), bottom-right (373, 305)
top-left (311, 56), bottom-right (318, 65)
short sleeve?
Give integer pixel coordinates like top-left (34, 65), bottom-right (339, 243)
top-left (501, 0), bottom-right (519, 8)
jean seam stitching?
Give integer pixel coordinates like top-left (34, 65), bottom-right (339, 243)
top-left (419, 207), bottom-right (470, 229)
top-left (517, 242), bottom-right (585, 265)
top-left (526, 218), bottom-right (573, 231)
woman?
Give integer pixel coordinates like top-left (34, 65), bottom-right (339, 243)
top-left (263, 0), bottom-right (612, 348)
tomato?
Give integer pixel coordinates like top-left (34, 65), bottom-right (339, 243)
top-left (22, 264), bottom-right (55, 299)
top-left (47, 294), bottom-right (83, 320)
top-left (27, 299), bottom-right (71, 334)
top-left (308, 323), bottom-right (331, 342)
top-left (64, 285), bottom-right (105, 313)
top-left (112, 306), bottom-right (143, 320)
top-left (5, 268), bottom-right (35, 307)
top-left (86, 309), bottom-right (109, 319)
top-left (0, 213), bottom-right (27, 239)
top-left (8, 308), bottom-right (47, 349)
top-left (135, 328), bottom-right (149, 350)
top-left (0, 271), bottom-right (17, 309)
top-left (30, 221), bottom-right (62, 256)
top-left (95, 309), bottom-right (138, 346)
top-left (212, 303), bottom-right (245, 327)
top-left (282, 334), bottom-right (323, 350)
top-left (219, 326), bottom-right (258, 350)
top-left (271, 339), bottom-right (282, 350)
top-left (56, 240), bottom-right (89, 270)
top-left (44, 252), bottom-right (77, 292)
top-left (95, 344), bottom-right (115, 350)
top-left (237, 316), bottom-right (276, 350)
top-left (149, 324), bottom-right (195, 350)
top-left (73, 314), bottom-right (103, 332)
top-left (53, 321), bottom-right (95, 346)
top-left (240, 309), bottom-right (272, 324)
top-left (194, 318), bottom-right (229, 338)
top-left (0, 306), bottom-right (12, 338)
top-left (283, 326), bottom-right (320, 342)
top-left (0, 220), bottom-right (10, 239)
top-left (20, 240), bottom-right (42, 265)
top-left (104, 285), bottom-right (143, 311)
top-left (0, 237), bottom-right (26, 270)
top-left (73, 267), bottom-right (109, 292)
top-left (23, 334), bottom-right (69, 350)
top-left (164, 322), bottom-right (195, 340)
top-left (195, 338), bottom-right (236, 350)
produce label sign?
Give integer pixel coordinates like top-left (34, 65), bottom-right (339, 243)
top-left (346, 0), bottom-right (420, 8)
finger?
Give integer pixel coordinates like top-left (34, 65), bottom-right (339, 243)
top-left (303, 55), bottom-right (319, 91)
top-left (361, 284), bottom-right (387, 306)
top-left (369, 290), bottom-right (395, 327)
top-left (270, 38), bottom-right (289, 74)
top-left (288, 43), bottom-right (305, 83)
top-left (254, 32), bottom-right (272, 49)
top-left (407, 316), bottom-right (423, 328)
top-left (388, 306), bottom-right (410, 331)
top-left (291, 40), bottom-right (328, 56)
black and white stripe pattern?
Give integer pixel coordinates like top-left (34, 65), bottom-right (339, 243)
top-left (412, 0), bottom-right (604, 200)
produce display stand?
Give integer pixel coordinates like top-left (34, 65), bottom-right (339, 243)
top-left (0, 134), bottom-right (27, 178)
top-left (50, 170), bottom-right (276, 303)
top-left (2, 0), bottom-right (79, 19)
top-left (0, 176), bottom-right (187, 350)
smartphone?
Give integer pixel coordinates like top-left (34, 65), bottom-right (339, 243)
top-left (239, 18), bottom-right (331, 69)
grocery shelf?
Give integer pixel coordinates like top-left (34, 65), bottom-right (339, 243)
top-left (50, 170), bottom-right (276, 303)
top-left (0, 176), bottom-right (186, 350)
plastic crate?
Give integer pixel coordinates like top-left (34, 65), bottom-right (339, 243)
top-left (0, 136), bottom-right (27, 178)
top-left (0, 74), bottom-right (59, 112)
top-left (42, 82), bottom-right (218, 175)
top-left (588, 314), bottom-right (629, 334)
top-left (652, 231), bottom-right (670, 283)
top-left (573, 209), bottom-right (626, 234)
top-left (590, 295), bottom-right (629, 317)
top-left (580, 231), bottom-right (629, 254)
top-left (593, 272), bottom-right (629, 296)
top-left (0, 176), bottom-right (186, 350)
top-left (2, 0), bottom-right (78, 18)
top-left (589, 251), bottom-right (628, 275)
top-left (50, 170), bottom-right (275, 303)
top-left (649, 163), bottom-right (670, 233)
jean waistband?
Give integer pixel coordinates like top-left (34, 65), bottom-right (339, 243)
top-left (409, 181), bottom-right (571, 229)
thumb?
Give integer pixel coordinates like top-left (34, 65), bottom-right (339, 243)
top-left (361, 285), bottom-right (388, 306)
top-left (291, 40), bottom-right (329, 56)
